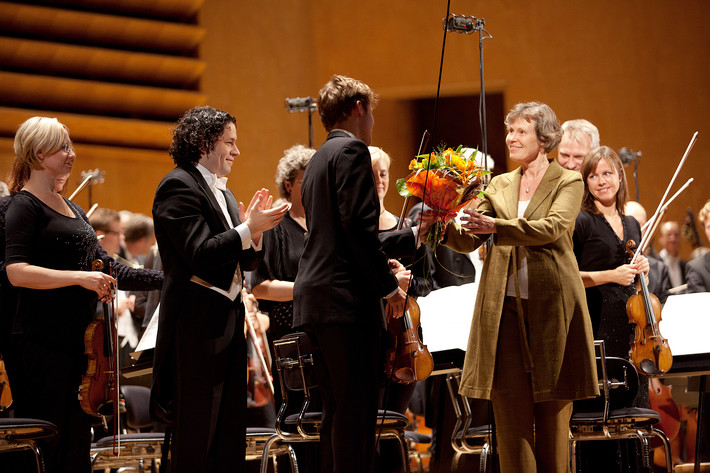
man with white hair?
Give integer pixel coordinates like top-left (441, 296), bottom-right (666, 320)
top-left (557, 119), bottom-right (600, 172)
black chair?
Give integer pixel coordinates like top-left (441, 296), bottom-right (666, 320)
top-left (569, 340), bottom-right (673, 473)
top-left (261, 332), bottom-right (412, 473)
top-left (0, 418), bottom-right (58, 473)
top-left (445, 370), bottom-right (493, 473)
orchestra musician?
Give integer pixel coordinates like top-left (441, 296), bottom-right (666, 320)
top-left (293, 75), bottom-right (409, 473)
top-left (686, 199), bottom-right (710, 292)
top-left (150, 106), bottom-right (289, 473)
top-left (442, 102), bottom-right (599, 473)
top-left (572, 145), bottom-right (650, 471)
top-left (3, 116), bottom-right (163, 472)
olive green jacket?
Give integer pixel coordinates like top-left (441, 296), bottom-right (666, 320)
top-left (445, 160), bottom-right (599, 402)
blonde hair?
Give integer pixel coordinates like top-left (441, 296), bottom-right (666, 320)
top-left (368, 146), bottom-right (391, 169)
top-left (698, 199), bottom-right (710, 226)
top-left (10, 117), bottom-right (68, 193)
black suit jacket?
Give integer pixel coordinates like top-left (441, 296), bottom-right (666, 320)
top-left (294, 130), bottom-right (399, 329)
top-left (647, 256), bottom-right (671, 304)
top-left (686, 252), bottom-right (710, 293)
top-left (151, 164), bottom-right (262, 424)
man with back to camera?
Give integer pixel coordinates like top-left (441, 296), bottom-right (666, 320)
top-left (151, 105), bottom-right (289, 472)
top-left (557, 119), bottom-right (600, 172)
top-left (293, 75), bottom-right (409, 473)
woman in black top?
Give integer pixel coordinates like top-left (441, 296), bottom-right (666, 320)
top-left (4, 117), bottom-right (161, 472)
top-left (250, 144), bottom-right (314, 343)
top-left (572, 145), bottom-right (650, 472)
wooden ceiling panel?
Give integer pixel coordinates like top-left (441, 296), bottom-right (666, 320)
top-left (0, 2), bottom-right (204, 54)
top-left (0, 37), bottom-right (205, 88)
top-left (0, 107), bottom-right (173, 150)
top-left (32, 0), bottom-right (205, 21)
top-left (0, 71), bottom-right (206, 120)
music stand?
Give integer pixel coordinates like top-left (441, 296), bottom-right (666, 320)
top-left (660, 292), bottom-right (710, 472)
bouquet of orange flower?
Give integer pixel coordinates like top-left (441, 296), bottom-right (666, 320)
top-left (396, 145), bottom-right (488, 249)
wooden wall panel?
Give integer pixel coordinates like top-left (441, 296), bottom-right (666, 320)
top-left (0, 0), bottom-right (205, 213)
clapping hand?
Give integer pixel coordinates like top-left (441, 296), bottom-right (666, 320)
top-left (240, 188), bottom-right (291, 243)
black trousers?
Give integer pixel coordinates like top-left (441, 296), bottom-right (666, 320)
top-left (170, 303), bottom-right (247, 473)
top-left (310, 323), bottom-right (383, 473)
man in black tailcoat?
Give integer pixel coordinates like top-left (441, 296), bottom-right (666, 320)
top-left (151, 106), bottom-right (288, 472)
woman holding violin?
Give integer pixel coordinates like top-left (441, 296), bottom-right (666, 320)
top-left (572, 145), bottom-right (650, 472)
top-left (3, 117), bottom-right (162, 472)
top-left (443, 102), bottom-right (598, 473)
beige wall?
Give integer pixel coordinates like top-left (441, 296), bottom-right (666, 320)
top-left (201, 0), bottom-right (709, 258)
top-left (2, 0), bottom-right (708, 255)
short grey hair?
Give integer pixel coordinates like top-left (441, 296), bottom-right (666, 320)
top-left (561, 119), bottom-right (600, 149)
top-left (275, 145), bottom-right (315, 200)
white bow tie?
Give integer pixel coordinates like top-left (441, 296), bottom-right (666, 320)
top-left (212, 176), bottom-right (228, 191)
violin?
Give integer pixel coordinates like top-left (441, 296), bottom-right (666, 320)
top-left (384, 296), bottom-right (433, 384)
top-left (78, 260), bottom-right (120, 418)
top-left (244, 293), bottom-right (274, 407)
top-left (625, 240), bottom-right (672, 376)
top-left (0, 353), bottom-right (12, 411)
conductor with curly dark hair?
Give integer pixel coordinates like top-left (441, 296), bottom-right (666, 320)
top-left (151, 105), bottom-right (289, 472)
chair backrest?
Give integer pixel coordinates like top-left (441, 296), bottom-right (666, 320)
top-left (121, 385), bottom-right (154, 431)
top-left (273, 332), bottom-right (321, 440)
top-left (573, 340), bottom-right (640, 423)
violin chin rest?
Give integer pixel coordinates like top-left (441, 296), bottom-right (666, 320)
top-left (640, 358), bottom-right (665, 376)
top-left (394, 367), bottom-right (415, 383)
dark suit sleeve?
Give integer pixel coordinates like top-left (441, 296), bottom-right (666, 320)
top-left (686, 256), bottom-right (710, 293)
top-left (152, 173), bottom-right (247, 276)
top-left (378, 227), bottom-right (415, 259)
top-left (335, 142), bottom-right (398, 297)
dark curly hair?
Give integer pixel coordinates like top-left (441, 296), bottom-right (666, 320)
top-left (169, 106), bottom-right (236, 166)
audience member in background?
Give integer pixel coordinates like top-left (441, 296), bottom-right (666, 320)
top-left (89, 207), bottom-right (124, 258)
top-left (122, 213), bottom-right (155, 266)
top-left (624, 201), bottom-right (672, 303)
top-left (657, 220), bottom-right (687, 290)
top-left (686, 199), bottom-right (710, 292)
top-left (557, 119), bottom-right (600, 173)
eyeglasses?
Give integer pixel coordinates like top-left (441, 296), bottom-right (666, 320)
top-left (61, 143), bottom-right (74, 153)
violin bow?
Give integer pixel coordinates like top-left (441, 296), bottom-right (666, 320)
top-left (631, 132), bottom-right (698, 264)
top-left (640, 178), bottom-right (693, 236)
top-left (68, 168), bottom-right (105, 202)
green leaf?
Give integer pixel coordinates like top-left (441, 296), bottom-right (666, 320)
top-left (396, 178), bottom-right (411, 197)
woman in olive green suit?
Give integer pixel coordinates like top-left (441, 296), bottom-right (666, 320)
top-left (443, 102), bottom-right (598, 473)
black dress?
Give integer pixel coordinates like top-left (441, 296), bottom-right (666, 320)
top-left (573, 210), bottom-right (640, 360)
top-left (573, 209), bottom-right (648, 473)
top-left (249, 211), bottom-right (306, 342)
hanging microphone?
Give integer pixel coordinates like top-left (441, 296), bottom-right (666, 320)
top-left (285, 97), bottom-right (317, 112)
top-left (443, 14), bottom-right (484, 34)
top-left (618, 147), bottom-right (642, 165)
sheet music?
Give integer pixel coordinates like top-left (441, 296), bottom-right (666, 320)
top-left (134, 303), bottom-right (160, 354)
top-left (659, 292), bottom-right (710, 356)
top-left (417, 281), bottom-right (478, 353)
